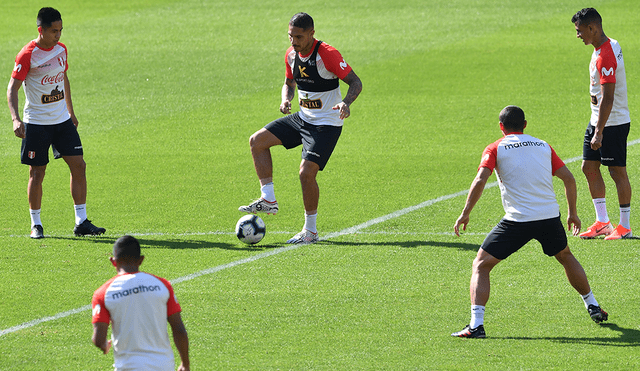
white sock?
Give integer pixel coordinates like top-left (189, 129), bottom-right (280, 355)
top-left (593, 198), bottom-right (609, 223)
top-left (261, 182), bottom-right (276, 202)
top-left (470, 305), bottom-right (485, 329)
top-left (619, 206), bottom-right (631, 230)
top-left (303, 213), bottom-right (317, 234)
top-left (30, 209), bottom-right (42, 227)
top-left (74, 204), bottom-right (87, 225)
top-left (581, 291), bottom-right (599, 309)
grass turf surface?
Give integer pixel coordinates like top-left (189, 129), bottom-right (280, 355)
top-left (1, 0), bottom-right (639, 369)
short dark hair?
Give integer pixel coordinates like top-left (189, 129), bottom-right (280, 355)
top-left (289, 12), bottom-right (314, 30)
top-left (571, 8), bottom-right (602, 26)
top-left (37, 7), bottom-right (62, 29)
top-left (499, 105), bottom-right (526, 131)
top-left (113, 235), bottom-right (141, 261)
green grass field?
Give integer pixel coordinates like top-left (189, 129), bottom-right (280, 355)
top-left (1, 0), bottom-right (639, 369)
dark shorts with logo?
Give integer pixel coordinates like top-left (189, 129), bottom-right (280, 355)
top-left (21, 118), bottom-right (83, 166)
top-left (265, 112), bottom-right (342, 171)
top-left (583, 122), bottom-right (630, 166)
top-left (480, 216), bottom-right (567, 260)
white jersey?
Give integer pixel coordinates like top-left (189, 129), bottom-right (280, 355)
top-left (479, 133), bottom-right (565, 222)
top-left (589, 38), bottom-right (630, 126)
top-left (12, 40), bottom-right (71, 125)
top-left (92, 272), bottom-right (182, 371)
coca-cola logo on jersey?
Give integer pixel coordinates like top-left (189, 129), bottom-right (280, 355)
top-left (41, 72), bottom-right (65, 85)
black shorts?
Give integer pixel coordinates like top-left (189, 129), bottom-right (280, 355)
top-left (583, 122), bottom-right (630, 166)
top-left (480, 216), bottom-right (567, 260)
top-left (21, 119), bottom-right (83, 166)
top-left (265, 113), bottom-right (342, 171)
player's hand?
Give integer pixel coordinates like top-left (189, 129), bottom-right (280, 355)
top-left (101, 340), bottom-right (112, 355)
top-left (590, 131), bottom-right (603, 150)
top-left (454, 214), bottom-right (469, 237)
top-left (332, 101), bottom-right (350, 120)
top-left (567, 213), bottom-right (581, 236)
top-left (280, 100), bottom-right (291, 114)
top-left (70, 113), bottom-right (79, 128)
top-left (13, 119), bottom-right (25, 138)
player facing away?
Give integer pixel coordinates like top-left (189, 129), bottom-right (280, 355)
top-left (238, 12), bottom-right (362, 244)
top-left (7, 7), bottom-right (105, 239)
top-left (452, 106), bottom-right (607, 338)
top-left (572, 8), bottom-right (632, 240)
top-left (92, 236), bottom-right (190, 371)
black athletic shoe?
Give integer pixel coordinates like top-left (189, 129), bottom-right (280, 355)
top-left (30, 225), bottom-right (44, 239)
top-left (74, 219), bottom-right (106, 237)
top-left (451, 324), bottom-right (486, 338)
top-left (588, 305), bottom-right (608, 324)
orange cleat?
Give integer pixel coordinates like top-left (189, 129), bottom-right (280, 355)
top-left (579, 221), bottom-right (614, 239)
top-left (604, 225), bottom-right (632, 240)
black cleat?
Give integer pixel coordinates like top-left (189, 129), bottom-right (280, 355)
top-left (30, 225), bottom-right (44, 239)
top-left (74, 219), bottom-right (106, 237)
top-left (451, 324), bottom-right (486, 338)
top-left (588, 305), bottom-right (608, 324)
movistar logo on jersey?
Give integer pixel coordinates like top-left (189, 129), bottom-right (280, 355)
top-left (503, 141), bottom-right (545, 150)
top-left (601, 67), bottom-right (614, 76)
top-left (111, 285), bottom-right (162, 300)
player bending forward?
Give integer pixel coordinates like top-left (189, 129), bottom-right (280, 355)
top-left (452, 106), bottom-right (607, 338)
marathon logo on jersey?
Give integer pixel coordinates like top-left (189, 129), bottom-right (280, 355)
top-left (300, 96), bottom-right (322, 109)
top-left (111, 284), bottom-right (162, 300)
top-left (503, 141), bottom-right (545, 150)
top-left (41, 86), bottom-right (64, 104)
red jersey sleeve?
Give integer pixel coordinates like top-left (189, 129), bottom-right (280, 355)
top-left (91, 278), bottom-right (116, 324)
top-left (285, 46), bottom-right (294, 79)
top-left (549, 146), bottom-right (565, 175)
top-left (155, 276), bottom-right (182, 317)
top-left (59, 42), bottom-right (69, 73)
top-left (11, 44), bottom-right (34, 81)
top-left (317, 43), bottom-right (352, 79)
top-left (479, 139), bottom-right (500, 173)
top-left (597, 41), bottom-right (617, 84)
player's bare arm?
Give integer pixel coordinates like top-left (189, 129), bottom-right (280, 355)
top-left (91, 322), bottom-right (111, 354)
top-left (280, 77), bottom-right (296, 114)
top-left (591, 82), bottom-right (615, 150)
top-left (333, 70), bottom-right (362, 120)
top-left (63, 72), bottom-right (78, 127)
top-left (7, 77), bottom-right (25, 138)
top-left (454, 167), bottom-right (491, 236)
top-left (554, 165), bottom-right (582, 235)
top-left (168, 312), bottom-right (190, 371)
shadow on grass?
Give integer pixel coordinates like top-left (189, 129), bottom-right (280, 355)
top-left (50, 236), bottom-right (271, 251)
top-left (322, 239), bottom-right (479, 251)
top-left (497, 323), bottom-right (640, 347)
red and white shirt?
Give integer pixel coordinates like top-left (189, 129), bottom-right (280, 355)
top-left (479, 133), bottom-right (565, 222)
top-left (11, 40), bottom-right (71, 125)
top-left (589, 38), bottom-right (630, 126)
top-left (285, 39), bottom-right (352, 127)
top-left (92, 272), bottom-right (182, 371)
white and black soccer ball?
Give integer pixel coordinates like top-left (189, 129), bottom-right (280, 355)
top-left (235, 214), bottom-right (266, 244)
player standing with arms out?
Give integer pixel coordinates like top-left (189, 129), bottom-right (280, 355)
top-left (92, 235), bottom-right (190, 371)
top-left (239, 12), bottom-right (362, 244)
top-left (452, 106), bottom-right (607, 338)
top-left (572, 8), bottom-right (632, 240)
top-left (7, 7), bottom-right (105, 239)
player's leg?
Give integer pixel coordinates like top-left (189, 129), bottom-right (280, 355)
top-left (63, 155), bottom-right (87, 206)
top-left (601, 124), bottom-right (631, 239)
top-left (581, 160), bottom-right (606, 199)
top-left (580, 160), bottom-right (613, 238)
top-left (22, 123), bottom-right (51, 239)
top-left (249, 128), bottom-right (282, 185)
top-left (554, 246), bottom-right (608, 323)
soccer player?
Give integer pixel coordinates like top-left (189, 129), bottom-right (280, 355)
top-left (452, 106), bottom-right (607, 338)
top-left (572, 8), bottom-right (632, 240)
top-left (91, 235), bottom-right (190, 371)
top-left (7, 7), bottom-right (105, 239)
top-left (239, 12), bottom-right (362, 244)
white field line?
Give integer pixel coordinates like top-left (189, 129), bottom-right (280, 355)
top-left (2, 138), bottom-right (638, 337)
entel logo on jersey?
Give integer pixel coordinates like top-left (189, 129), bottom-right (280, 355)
top-left (601, 67), bottom-right (614, 76)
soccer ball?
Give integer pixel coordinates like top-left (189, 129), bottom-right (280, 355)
top-left (235, 215), bottom-right (266, 244)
